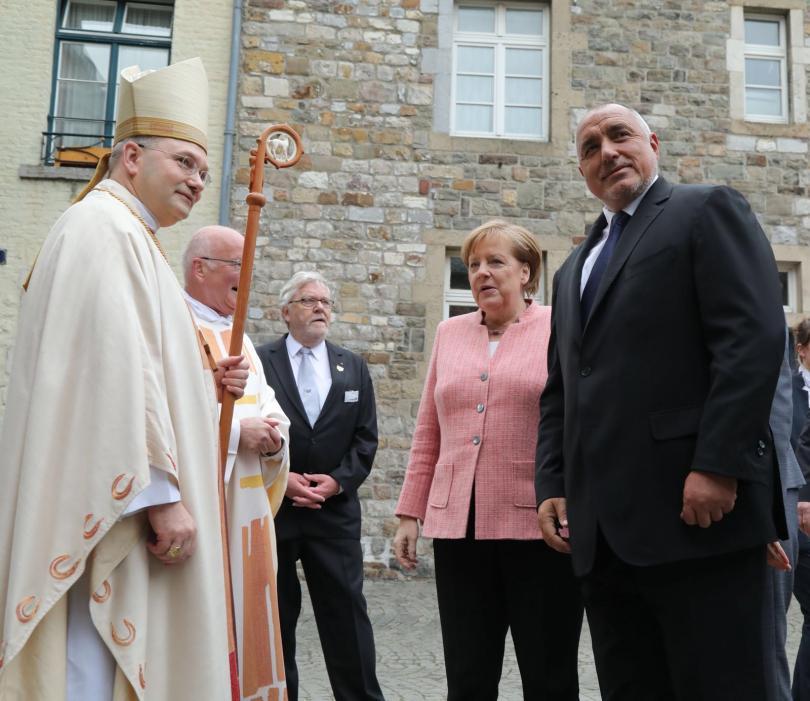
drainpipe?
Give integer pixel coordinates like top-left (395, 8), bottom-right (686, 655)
top-left (219, 0), bottom-right (243, 225)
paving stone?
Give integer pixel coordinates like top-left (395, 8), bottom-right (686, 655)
top-left (294, 578), bottom-right (806, 700)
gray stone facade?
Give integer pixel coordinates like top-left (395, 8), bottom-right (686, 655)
top-left (231, 0), bottom-right (810, 576)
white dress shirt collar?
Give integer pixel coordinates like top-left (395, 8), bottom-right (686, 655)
top-left (601, 174), bottom-right (659, 225)
top-left (286, 334), bottom-right (327, 363)
top-left (183, 291), bottom-right (232, 324)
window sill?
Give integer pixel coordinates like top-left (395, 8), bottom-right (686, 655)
top-left (19, 165), bottom-right (95, 181)
top-left (730, 119), bottom-right (810, 138)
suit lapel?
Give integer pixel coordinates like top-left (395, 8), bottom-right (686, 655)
top-left (583, 178), bottom-right (672, 333)
top-left (266, 334), bottom-right (311, 427)
top-left (566, 215), bottom-right (607, 344)
top-left (319, 342), bottom-right (347, 422)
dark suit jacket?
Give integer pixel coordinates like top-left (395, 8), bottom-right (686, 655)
top-left (256, 335), bottom-right (378, 540)
top-left (793, 372), bottom-right (810, 500)
top-left (535, 177), bottom-right (787, 576)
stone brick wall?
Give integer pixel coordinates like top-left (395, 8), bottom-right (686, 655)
top-left (234, 0), bottom-right (810, 577)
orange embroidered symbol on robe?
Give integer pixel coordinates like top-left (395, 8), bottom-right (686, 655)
top-left (16, 596), bottom-right (40, 623)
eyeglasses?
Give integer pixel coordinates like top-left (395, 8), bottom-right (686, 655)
top-left (290, 297), bottom-right (335, 309)
top-left (199, 256), bottom-right (241, 268)
top-left (136, 143), bottom-right (212, 186)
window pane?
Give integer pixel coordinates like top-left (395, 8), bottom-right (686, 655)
top-left (457, 45), bottom-right (494, 74)
top-left (122, 3), bottom-right (173, 37)
top-left (458, 6), bottom-right (495, 33)
top-left (117, 45), bottom-right (170, 73)
top-left (745, 58), bottom-right (782, 87)
top-left (745, 18), bottom-right (780, 46)
top-left (505, 106), bottom-right (542, 136)
top-left (449, 304), bottom-right (478, 317)
top-left (449, 257), bottom-right (471, 290)
top-left (63, 0), bottom-right (116, 31)
top-left (505, 48), bottom-right (542, 77)
top-left (505, 8), bottom-right (543, 36)
top-left (745, 87), bottom-right (783, 117)
top-left (59, 42), bottom-right (110, 82)
top-left (456, 75), bottom-right (494, 102)
top-left (506, 77), bottom-right (542, 105)
top-left (455, 104), bottom-right (493, 132)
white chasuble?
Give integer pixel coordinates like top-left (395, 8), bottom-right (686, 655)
top-left (0, 180), bottom-right (230, 700)
top-left (189, 297), bottom-right (290, 701)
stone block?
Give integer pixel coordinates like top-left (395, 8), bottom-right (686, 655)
top-left (263, 77), bottom-right (289, 97)
top-left (342, 192), bottom-right (375, 207)
top-left (348, 206), bottom-right (385, 223)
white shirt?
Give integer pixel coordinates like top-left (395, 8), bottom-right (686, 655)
top-left (286, 335), bottom-right (333, 407)
top-left (580, 175), bottom-right (659, 296)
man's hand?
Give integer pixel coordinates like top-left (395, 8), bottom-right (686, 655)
top-left (285, 472), bottom-right (326, 509)
top-left (538, 497), bottom-right (571, 554)
top-left (767, 541), bottom-right (791, 571)
top-left (393, 516), bottom-right (419, 570)
top-left (214, 355), bottom-right (248, 401)
top-left (304, 473), bottom-right (340, 501)
top-left (239, 416), bottom-right (282, 456)
top-left (146, 501), bottom-right (196, 565)
top-left (680, 470), bottom-right (737, 528)
top-left (798, 501), bottom-right (810, 536)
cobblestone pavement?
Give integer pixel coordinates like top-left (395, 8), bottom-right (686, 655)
top-left (296, 578), bottom-right (804, 701)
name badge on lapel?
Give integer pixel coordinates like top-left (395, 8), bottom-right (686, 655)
top-left (344, 390), bottom-right (359, 403)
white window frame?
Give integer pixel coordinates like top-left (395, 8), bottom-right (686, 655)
top-left (444, 252), bottom-right (477, 319)
top-left (778, 262), bottom-right (799, 313)
top-left (450, 1), bottom-right (549, 141)
top-left (743, 12), bottom-right (789, 124)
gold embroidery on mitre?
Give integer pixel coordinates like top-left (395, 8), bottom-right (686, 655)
top-left (92, 580), bottom-right (112, 604)
top-left (139, 664), bottom-right (146, 689)
top-left (111, 618), bottom-right (136, 646)
top-left (16, 596), bottom-right (39, 623)
top-left (49, 554), bottom-right (81, 580)
top-left (83, 513), bottom-right (103, 539)
top-left (111, 473), bottom-right (135, 500)
top-left (115, 117), bottom-right (208, 152)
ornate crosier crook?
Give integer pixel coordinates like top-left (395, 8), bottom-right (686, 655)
top-left (217, 124), bottom-right (303, 701)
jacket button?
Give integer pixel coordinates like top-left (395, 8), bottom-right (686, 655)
top-left (480, 372), bottom-right (488, 381)
top-left (476, 403), bottom-right (485, 413)
top-left (757, 439), bottom-right (766, 449)
top-left (757, 447), bottom-right (765, 456)
top-left (472, 435), bottom-right (481, 446)
top-left (580, 366), bottom-right (592, 377)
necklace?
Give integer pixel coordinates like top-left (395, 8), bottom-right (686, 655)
top-left (96, 187), bottom-right (167, 262)
top-left (484, 310), bottom-right (522, 336)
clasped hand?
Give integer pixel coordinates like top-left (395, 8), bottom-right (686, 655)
top-left (285, 472), bottom-right (340, 509)
top-left (214, 355), bottom-right (249, 401)
top-left (240, 416), bottom-right (282, 455)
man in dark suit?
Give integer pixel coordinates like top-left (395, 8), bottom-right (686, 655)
top-left (535, 103), bottom-right (787, 700)
top-left (256, 271), bottom-right (384, 701)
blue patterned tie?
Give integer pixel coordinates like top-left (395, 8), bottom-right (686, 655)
top-left (581, 211), bottom-right (631, 324)
top-left (297, 348), bottom-right (321, 427)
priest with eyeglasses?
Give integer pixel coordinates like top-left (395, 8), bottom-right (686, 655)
top-left (0, 59), bottom-right (248, 700)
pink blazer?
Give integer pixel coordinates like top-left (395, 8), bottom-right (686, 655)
top-left (396, 302), bottom-right (551, 540)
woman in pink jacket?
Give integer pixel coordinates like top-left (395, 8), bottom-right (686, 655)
top-left (394, 220), bottom-right (583, 700)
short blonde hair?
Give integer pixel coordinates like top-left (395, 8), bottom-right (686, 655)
top-left (460, 220), bottom-right (542, 297)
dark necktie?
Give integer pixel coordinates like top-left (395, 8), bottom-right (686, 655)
top-left (580, 211), bottom-right (630, 323)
